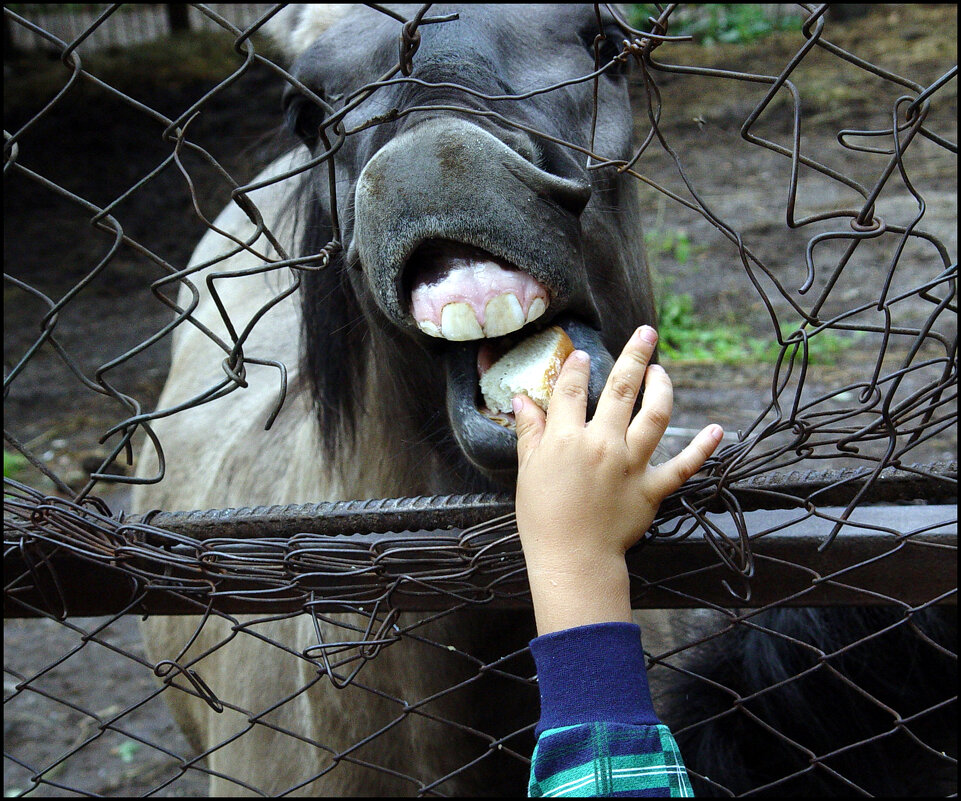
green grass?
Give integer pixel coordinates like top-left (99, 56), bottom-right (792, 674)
top-left (656, 292), bottom-right (852, 366)
top-left (4, 450), bottom-right (30, 482)
top-left (645, 228), bottom-right (695, 268)
top-left (114, 740), bottom-right (141, 764)
top-left (629, 4), bottom-right (802, 45)
top-left (645, 227), bottom-right (854, 366)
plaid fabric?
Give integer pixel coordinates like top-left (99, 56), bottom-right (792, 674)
top-left (529, 721), bottom-right (694, 797)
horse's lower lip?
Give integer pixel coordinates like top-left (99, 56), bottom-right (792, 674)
top-left (444, 340), bottom-right (519, 477)
top-left (443, 315), bottom-right (615, 484)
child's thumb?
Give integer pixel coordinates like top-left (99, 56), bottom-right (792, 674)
top-left (513, 394), bottom-right (545, 464)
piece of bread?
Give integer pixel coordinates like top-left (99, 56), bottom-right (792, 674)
top-left (480, 326), bottom-right (575, 417)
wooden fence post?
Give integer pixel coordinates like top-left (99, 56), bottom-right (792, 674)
top-left (166, 4), bottom-right (191, 35)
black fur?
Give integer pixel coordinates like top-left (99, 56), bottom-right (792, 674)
top-left (297, 192), bottom-right (499, 493)
top-left (666, 606), bottom-right (957, 796)
top-left (298, 199), bottom-right (368, 459)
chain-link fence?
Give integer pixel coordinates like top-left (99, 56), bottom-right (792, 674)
top-left (4, 3), bottom-right (957, 796)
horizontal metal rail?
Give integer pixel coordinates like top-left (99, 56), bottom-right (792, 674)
top-left (4, 463), bottom-right (956, 616)
top-left (130, 461), bottom-right (957, 539)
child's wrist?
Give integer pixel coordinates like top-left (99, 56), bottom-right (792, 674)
top-left (520, 538), bottom-right (627, 586)
top-left (526, 555), bottom-right (632, 635)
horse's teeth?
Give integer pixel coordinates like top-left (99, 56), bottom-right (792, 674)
top-left (526, 297), bottom-right (547, 323)
top-left (417, 319), bottom-right (442, 337)
top-left (484, 293), bottom-right (525, 337)
top-left (440, 302), bottom-right (484, 340)
top-left (425, 295), bottom-right (549, 340)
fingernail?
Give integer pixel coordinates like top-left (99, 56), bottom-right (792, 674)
top-left (709, 424), bottom-right (724, 441)
top-left (512, 396), bottom-right (523, 414)
top-left (571, 350), bottom-right (589, 364)
top-left (636, 325), bottom-right (658, 345)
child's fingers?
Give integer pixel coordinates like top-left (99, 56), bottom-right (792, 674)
top-left (593, 326), bottom-right (658, 437)
top-left (627, 363), bottom-right (674, 464)
top-left (649, 424), bottom-right (724, 498)
top-left (544, 350), bottom-right (591, 434)
top-left (513, 394), bottom-right (545, 466)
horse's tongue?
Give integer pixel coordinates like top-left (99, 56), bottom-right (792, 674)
top-left (409, 246), bottom-right (549, 340)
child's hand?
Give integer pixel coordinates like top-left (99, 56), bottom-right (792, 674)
top-left (513, 325), bottom-right (723, 635)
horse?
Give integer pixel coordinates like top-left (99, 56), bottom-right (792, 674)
top-left (135, 4), bottom-right (654, 795)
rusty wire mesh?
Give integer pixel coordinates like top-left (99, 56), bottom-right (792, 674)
top-left (4, 2), bottom-right (958, 797)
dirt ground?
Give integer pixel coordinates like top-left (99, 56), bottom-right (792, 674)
top-left (4, 5), bottom-right (957, 797)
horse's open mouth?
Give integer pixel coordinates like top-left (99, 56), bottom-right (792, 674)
top-left (402, 239), bottom-right (614, 480)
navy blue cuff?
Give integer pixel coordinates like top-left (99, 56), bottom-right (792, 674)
top-left (530, 621), bottom-right (659, 737)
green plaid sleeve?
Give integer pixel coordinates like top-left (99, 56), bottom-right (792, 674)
top-left (528, 721), bottom-right (694, 797)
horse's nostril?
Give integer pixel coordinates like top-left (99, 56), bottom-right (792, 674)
top-left (503, 159), bottom-right (593, 217)
top-left (537, 139), bottom-right (593, 216)
top-left (555, 179), bottom-right (592, 216)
